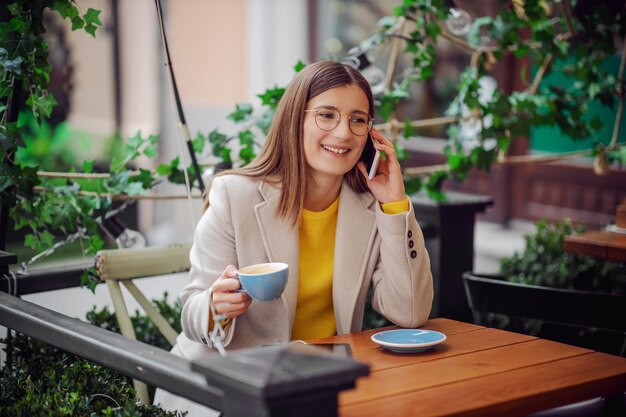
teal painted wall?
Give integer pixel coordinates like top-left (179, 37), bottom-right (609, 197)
top-left (530, 55), bottom-right (626, 153)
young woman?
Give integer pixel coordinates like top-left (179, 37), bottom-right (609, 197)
top-left (155, 60), bottom-right (433, 415)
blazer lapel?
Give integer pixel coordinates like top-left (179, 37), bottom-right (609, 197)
top-left (254, 182), bottom-right (300, 331)
top-left (333, 184), bottom-right (377, 334)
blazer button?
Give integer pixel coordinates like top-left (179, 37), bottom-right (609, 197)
top-left (408, 240), bottom-right (414, 248)
top-left (408, 230), bottom-right (413, 238)
top-left (410, 250), bottom-right (417, 258)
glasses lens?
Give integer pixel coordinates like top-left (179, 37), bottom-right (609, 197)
top-left (314, 107), bottom-right (340, 131)
top-left (349, 113), bottom-right (372, 136)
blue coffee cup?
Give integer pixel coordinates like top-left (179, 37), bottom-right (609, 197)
top-left (237, 262), bottom-right (288, 301)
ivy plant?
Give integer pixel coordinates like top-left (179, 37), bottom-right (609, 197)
top-left (1, 1), bottom-right (101, 198)
top-left (500, 219), bottom-right (626, 294)
top-left (3, 0), bottom-right (626, 272)
top-left (0, 293), bottom-right (182, 417)
top-left (366, 0), bottom-right (626, 196)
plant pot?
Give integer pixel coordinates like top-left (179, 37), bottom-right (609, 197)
top-left (462, 272), bottom-right (626, 356)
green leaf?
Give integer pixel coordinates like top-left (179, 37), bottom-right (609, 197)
top-left (134, 168), bottom-right (154, 188)
top-left (82, 160), bottom-right (94, 174)
top-left (124, 181), bottom-right (145, 196)
top-left (0, 174), bottom-right (15, 192)
top-left (53, 1), bottom-right (80, 19)
top-left (219, 147), bottom-right (232, 163)
top-left (40, 230), bottom-right (54, 248)
top-left (7, 2), bottom-right (21, 15)
top-left (395, 144), bottom-right (408, 162)
top-left (143, 144), bottom-right (158, 158)
top-left (228, 103), bottom-right (253, 122)
top-left (425, 171), bottom-right (449, 201)
top-left (87, 235), bottom-right (105, 254)
top-left (109, 155), bottom-right (124, 174)
top-left (404, 176), bottom-right (422, 195)
top-left (71, 17), bottom-right (84, 31)
top-left (0, 56), bottom-right (24, 75)
top-left (26, 93), bottom-right (57, 119)
top-left (9, 16), bottom-right (29, 32)
top-left (403, 118), bottom-right (415, 138)
top-left (257, 86), bottom-right (286, 109)
top-left (425, 21), bottom-right (440, 40)
top-left (192, 132), bottom-right (206, 153)
top-left (83, 8), bottom-right (102, 26)
top-left (238, 129), bottom-right (254, 145)
top-left (85, 24), bottom-right (98, 37)
top-left (239, 146), bottom-right (255, 164)
top-left (80, 270), bottom-right (97, 293)
top-left (294, 60), bottom-right (306, 72)
top-left (156, 158), bottom-right (177, 176)
top-left (587, 83), bottom-right (600, 100)
top-left (24, 234), bottom-right (38, 249)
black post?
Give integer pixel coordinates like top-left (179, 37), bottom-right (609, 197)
top-left (411, 191), bottom-right (493, 321)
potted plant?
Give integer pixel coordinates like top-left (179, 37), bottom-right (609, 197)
top-left (463, 220), bottom-right (626, 356)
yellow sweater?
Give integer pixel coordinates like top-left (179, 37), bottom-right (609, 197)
top-left (291, 196), bottom-right (409, 340)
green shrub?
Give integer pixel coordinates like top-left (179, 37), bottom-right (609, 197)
top-left (0, 293), bottom-right (183, 417)
top-left (500, 219), bottom-right (626, 294)
top-left (494, 220), bottom-right (626, 354)
top-left (86, 293), bottom-right (183, 351)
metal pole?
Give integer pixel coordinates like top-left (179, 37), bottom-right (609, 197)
top-left (154, 0), bottom-right (205, 195)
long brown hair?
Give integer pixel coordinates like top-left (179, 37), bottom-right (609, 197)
top-left (226, 60), bottom-right (375, 226)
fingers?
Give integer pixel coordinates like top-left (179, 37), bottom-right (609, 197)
top-left (213, 288), bottom-right (252, 318)
top-left (371, 136), bottom-right (396, 158)
top-left (221, 264), bottom-right (239, 279)
top-left (213, 276), bottom-right (242, 293)
top-left (369, 128), bottom-right (401, 171)
top-left (212, 264), bottom-right (252, 318)
top-left (370, 127), bottom-right (393, 147)
top-left (214, 297), bottom-right (252, 318)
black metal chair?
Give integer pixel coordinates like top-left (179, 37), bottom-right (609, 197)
top-left (463, 272), bottom-right (626, 416)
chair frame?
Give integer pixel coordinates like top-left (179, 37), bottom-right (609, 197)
top-left (462, 272), bottom-right (626, 356)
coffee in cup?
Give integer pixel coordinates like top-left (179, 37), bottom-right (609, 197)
top-left (237, 262), bottom-right (288, 302)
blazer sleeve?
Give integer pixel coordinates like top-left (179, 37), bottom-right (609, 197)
top-left (370, 200), bottom-right (433, 328)
top-left (180, 176), bottom-right (237, 349)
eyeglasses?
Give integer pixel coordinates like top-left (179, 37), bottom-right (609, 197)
top-left (304, 106), bottom-right (373, 136)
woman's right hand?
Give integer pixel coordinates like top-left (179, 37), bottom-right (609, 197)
top-left (211, 265), bottom-right (252, 319)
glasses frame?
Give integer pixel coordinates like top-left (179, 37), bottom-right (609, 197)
top-left (304, 106), bottom-right (373, 136)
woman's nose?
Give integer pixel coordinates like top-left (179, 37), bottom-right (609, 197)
top-left (333, 115), bottom-right (352, 139)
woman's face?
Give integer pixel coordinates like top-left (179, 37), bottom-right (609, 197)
top-left (302, 84), bottom-right (370, 185)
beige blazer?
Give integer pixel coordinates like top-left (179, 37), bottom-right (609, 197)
top-left (174, 174), bottom-right (433, 360)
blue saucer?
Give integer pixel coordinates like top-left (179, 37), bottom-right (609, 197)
top-left (371, 329), bottom-right (446, 353)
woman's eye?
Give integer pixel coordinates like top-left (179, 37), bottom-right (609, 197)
top-left (350, 116), bottom-right (367, 124)
top-left (319, 112), bottom-right (338, 119)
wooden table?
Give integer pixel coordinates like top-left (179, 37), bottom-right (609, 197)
top-left (564, 230), bottom-right (626, 262)
top-left (307, 318), bottom-right (626, 417)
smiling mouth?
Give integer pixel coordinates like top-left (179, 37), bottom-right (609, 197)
top-left (322, 145), bottom-right (350, 154)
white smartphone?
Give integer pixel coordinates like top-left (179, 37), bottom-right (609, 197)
top-left (361, 134), bottom-right (380, 180)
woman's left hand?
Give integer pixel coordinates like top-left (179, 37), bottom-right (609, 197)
top-left (357, 128), bottom-right (406, 203)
